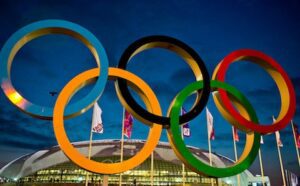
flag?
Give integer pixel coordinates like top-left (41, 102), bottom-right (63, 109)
top-left (123, 110), bottom-right (134, 138)
top-left (92, 102), bottom-right (103, 133)
top-left (260, 136), bottom-right (264, 144)
top-left (285, 169), bottom-right (299, 186)
top-left (233, 127), bottom-right (239, 142)
top-left (273, 116), bottom-right (283, 147)
top-left (181, 108), bottom-right (190, 137)
top-left (292, 123), bottom-right (300, 149)
top-left (275, 131), bottom-right (283, 147)
top-left (206, 107), bottom-right (215, 140)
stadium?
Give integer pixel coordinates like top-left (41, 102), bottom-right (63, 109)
top-left (0, 140), bottom-right (269, 185)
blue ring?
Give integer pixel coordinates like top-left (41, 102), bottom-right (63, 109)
top-left (0, 20), bottom-right (108, 119)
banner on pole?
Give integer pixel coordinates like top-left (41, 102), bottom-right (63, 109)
top-left (92, 102), bottom-right (103, 134)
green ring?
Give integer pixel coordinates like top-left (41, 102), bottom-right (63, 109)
top-left (168, 80), bottom-right (260, 177)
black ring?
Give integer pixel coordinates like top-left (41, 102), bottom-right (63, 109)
top-left (115, 35), bottom-right (210, 127)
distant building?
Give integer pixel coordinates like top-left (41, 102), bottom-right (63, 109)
top-left (0, 140), bottom-right (270, 185)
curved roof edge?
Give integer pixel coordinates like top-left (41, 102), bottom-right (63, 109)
top-left (0, 139), bottom-right (254, 179)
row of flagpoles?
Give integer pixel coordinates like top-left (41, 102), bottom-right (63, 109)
top-left (204, 108), bottom-right (300, 186)
top-left (85, 102), bottom-right (140, 186)
top-left (86, 102), bottom-right (300, 186)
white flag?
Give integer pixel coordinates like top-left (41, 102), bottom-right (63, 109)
top-left (273, 116), bottom-right (283, 147)
top-left (206, 107), bottom-right (215, 140)
top-left (260, 136), bottom-right (264, 144)
top-left (92, 102), bottom-right (103, 133)
top-left (275, 131), bottom-right (283, 147)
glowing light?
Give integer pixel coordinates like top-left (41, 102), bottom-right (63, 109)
top-left (225, 179), bottom-right (232, 184)
top-left (8, 91), bottom-right (23, 104)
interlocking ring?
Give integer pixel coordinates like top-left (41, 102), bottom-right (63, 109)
top-left (167, 80), bottom-right (260, 177)
top-left (115, 36), bottom-right (210, 127)
top-left (0, 19), bottom-right (108, 119)
top-left (0, 20), bottom-right (296, 178)
top-left (212, 49), bottom-right (296, 135)
top-left (53, 67), bottom-right (162, 174)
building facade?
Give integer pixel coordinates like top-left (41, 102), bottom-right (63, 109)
top-left (0, 140), bottom-right (270, 185)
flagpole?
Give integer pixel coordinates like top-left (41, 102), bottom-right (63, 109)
top-left (258, 148), bottom-right (265, 186)
top-left (232, 127), bottom-right (240, 186)
top-left (291, 120), bottom-right (300, 166)
top-left (208, 132), bottom-right (214, 186)
top-left (181, 125), bottom-right (186, 186)
top-left (119, 108), bottom-right (125, 186)
top-left (273, 115), bottom-right (286, 186)
top-left (276, 133), bottom-right (286, 186)
top-left (151, 152), bottom-right (154, 186)
top-left (206, 121), bottom-right (215, 186)
top-left (206, 108), bottom-right (214, 186)
top-left (85, 114), bottom-right (95, 186)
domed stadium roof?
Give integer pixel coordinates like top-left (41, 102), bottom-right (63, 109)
top-left (0, 140), bottom-right (256, 185)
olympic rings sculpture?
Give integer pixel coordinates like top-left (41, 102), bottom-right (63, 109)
top-left (0, 20), bottom-right (296, 178)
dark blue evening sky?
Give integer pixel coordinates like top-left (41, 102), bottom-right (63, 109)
top-left (0, 0), bottom-right (299, 184)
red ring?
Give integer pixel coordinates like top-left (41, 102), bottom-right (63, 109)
top-left (214, 49), bottom-right (296, 134)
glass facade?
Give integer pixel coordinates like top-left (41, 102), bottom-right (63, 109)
top-left (17, 156), bottom-right (234, 185)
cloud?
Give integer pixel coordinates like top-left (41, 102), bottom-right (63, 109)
top-left (0, 116), bottom-right (56, 149)
top-left (0, 138), bottom-right (55, 150)
top-left (0, 97), bottom-right (31, 124)
top-left (0, 96), bottom-right (56, 151)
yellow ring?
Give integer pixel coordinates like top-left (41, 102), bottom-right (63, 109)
top-left (53, 67), bottom-right (162, 174)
